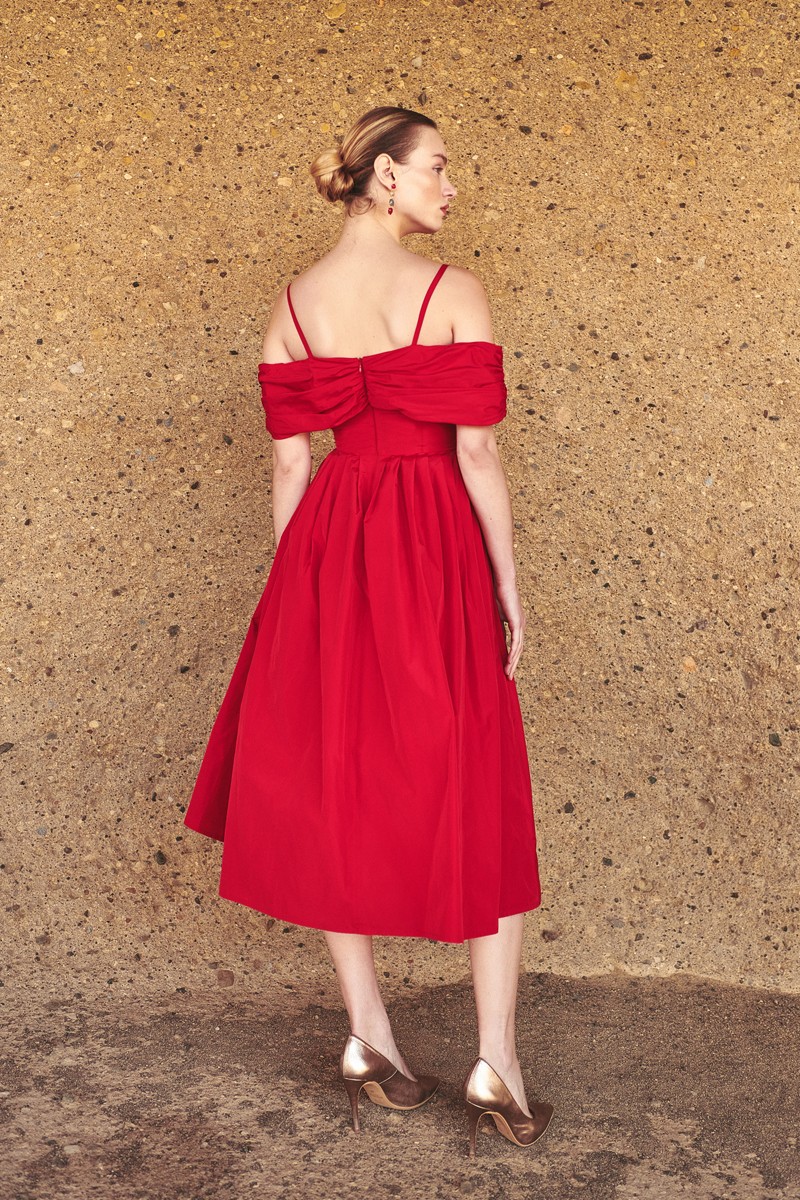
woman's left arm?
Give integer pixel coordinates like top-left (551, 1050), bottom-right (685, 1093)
top-left (262, 297), bottom-right (313, 546)
top-left (271, 436), bottom-right (312, 545)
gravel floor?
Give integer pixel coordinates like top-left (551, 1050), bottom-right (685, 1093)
top-left (2, 972), bottom-right (798, 1200)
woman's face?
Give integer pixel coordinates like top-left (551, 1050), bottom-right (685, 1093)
top-left (377, 126), bottom-right (457, 234)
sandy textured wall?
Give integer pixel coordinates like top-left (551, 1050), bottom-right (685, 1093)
top-left (2, 0), bottom-right (797, 1003)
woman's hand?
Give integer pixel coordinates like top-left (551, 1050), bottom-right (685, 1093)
top-left (494, 578), bottom-right (526, 680)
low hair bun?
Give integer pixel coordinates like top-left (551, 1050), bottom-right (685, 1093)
top-left (309, 145), bottom-right (355, 204)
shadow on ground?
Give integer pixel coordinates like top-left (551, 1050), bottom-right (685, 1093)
top-left (2, 973), bottom-right (798, 1199)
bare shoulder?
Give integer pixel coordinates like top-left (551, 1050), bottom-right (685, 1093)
top-left (278, 253), bottom-right (338, 304)
top-left (443, 263), bottom-right (488, 295)
top-left (260, 257), bottom-right (333, 362)
top-left (440, 264), bottom-right (493, 342)
top-left (260, 282), bottom-right (294, 364)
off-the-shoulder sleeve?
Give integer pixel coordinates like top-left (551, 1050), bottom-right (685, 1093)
top-left (365, 342), bottom-right (507, 426)
top-left (258, 360), bottom-right (367, 440)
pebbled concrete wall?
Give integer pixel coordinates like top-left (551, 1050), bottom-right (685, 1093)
top-left (2, 0), bottom-right (797, 1003)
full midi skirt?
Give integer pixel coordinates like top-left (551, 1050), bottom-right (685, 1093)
top-left (184, 435), bottom-right (541, 942)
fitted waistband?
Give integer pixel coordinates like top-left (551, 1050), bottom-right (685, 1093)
top-left (333, 406), bottom-right (457, 458)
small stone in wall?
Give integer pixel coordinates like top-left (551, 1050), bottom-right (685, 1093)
top-left (217, 969), bottom-right (234, 986)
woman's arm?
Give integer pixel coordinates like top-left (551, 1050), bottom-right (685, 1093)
top-left (270, 439), bottom-right (312, 546)
top-left (262, 292), bottom-right (313, 546)
top-left (449, 268), bottom-right (527, 679)
top-left (456, 440), bottom-right (517, 590)
top-left (449, 265), bottom-right (515, 581)
top-left (457, 438), bottom-right (526, 680)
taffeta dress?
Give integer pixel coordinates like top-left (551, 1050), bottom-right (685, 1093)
top-left (183, 263), bottom-right (541, 942)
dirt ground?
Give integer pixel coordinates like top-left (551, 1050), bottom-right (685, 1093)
top-left (2, 972), bottom-right (798, 1200)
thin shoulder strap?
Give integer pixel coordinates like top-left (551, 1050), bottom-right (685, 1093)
top-left (411, 263), bottom-right (449, 345)
top-left (286, 283), bottom-right (314, 358)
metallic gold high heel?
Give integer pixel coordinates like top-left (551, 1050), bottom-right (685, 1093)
top-left (463, 1057), bottom-right (553, 1156)
top-left (339, 1034), bottom-right (440, 1132)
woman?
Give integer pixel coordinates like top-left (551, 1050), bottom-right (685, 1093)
top-left (184, 106), bottom-right (552, 1155)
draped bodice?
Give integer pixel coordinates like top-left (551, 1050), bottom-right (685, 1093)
top-left (258, 340), bottom-right (507, 444)
top-left (257, 263), bottom-right (508, 449)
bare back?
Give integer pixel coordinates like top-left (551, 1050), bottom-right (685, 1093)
top-left (262, 250), bottom-right (493, 364)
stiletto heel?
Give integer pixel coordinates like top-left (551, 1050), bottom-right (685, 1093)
top-left (466, 1099), bottom-right (486, 1157)
top-left (343, 1075), bottom-right (364, 1132)
top-left (463, 1057), bottom-right (553, 1156)
top-left (339, 1034), bottom-right (440, 1132)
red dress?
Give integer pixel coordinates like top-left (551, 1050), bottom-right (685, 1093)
top-left (184, 263), bottom-right (541, 941)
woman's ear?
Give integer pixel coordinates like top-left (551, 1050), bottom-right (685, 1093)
top-left (373, 152), bottom-right (395, 190)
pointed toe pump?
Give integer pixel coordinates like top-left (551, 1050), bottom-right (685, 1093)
top-left (339, 1034), bottom-right (440, 1132)
top-left (463, 1057), bottom-right (554, 1156)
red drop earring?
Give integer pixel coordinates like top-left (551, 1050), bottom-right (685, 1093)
top-left (388, 182), bottom-right (396, 215)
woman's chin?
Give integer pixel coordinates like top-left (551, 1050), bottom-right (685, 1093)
top-left (427, 212), bottom-right (448, 232)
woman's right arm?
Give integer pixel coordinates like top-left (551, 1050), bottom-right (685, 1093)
top-left (457, 442), bottom-right (525, 680)
top-left (262, 292), bottom-right (313, 546)
top-left (449, 268), bottom-right (527, 680)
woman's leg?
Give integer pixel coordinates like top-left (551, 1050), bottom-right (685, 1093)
top-left (323, 931), bottom-right (417, 1079)
top-left (467, 913), bottom-right (531, 1115)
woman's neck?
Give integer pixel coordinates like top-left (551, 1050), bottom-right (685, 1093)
top-left (333, 207), bottom-right (407, 256)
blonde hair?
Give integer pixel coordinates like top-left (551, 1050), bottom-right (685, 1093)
top-left (310, 105), bottom-right (438, 214)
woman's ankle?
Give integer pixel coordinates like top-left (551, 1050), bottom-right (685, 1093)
top-left (478, 1045), bottom-right (520, 1076)
top-left (350, 1016), bottom-right (394, 1051)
